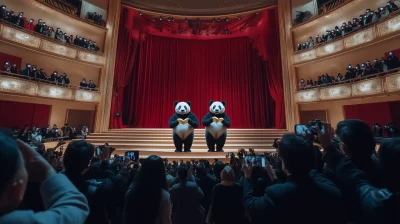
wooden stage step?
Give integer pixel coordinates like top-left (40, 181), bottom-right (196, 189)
top-left (61, 129), bottom-right (288, 161)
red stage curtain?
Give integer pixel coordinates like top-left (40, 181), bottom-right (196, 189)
top-left (110, 7), bottom-right (285, 129)
top-left (121, 35), bottom-right (274, 128)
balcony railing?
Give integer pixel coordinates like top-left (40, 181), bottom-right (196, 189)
top-left (0, 22), bottom-right (106, 66)
top-left (0, 71), bottom-right (101, 103)
top-left (294, 12), bottom-right (400, 64)
top-left (321, 0), bottom-right (347, 13)
top-left (295, 70), bottom-right (400, 103)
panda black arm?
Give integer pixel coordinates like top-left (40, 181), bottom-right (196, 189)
top-left (188, 113), bottom-right (199, 128)
top-left (222, 114), bottom-right (231, 128)
top-left (202, 112), bottom-right (214, 126)
top-left (168, 114), bottom-right (179, 128)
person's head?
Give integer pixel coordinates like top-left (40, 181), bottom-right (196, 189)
top-left (53, 124), bottom-right (57, 128)
top-left (177, 164), bottom-right (189, 182)
top-left (378, 139), bottom-right (400, 191)
top-left (63, 140), bottom-right (94, 175)
top-left (213, 161), bottom-right (225, 178)
top-left (220, 166), bottom-right (235, 182)
top-left (336, 120), bottom-right (376, 160)
top-left (278, 134), bottom-right (316, 176)
top-left (124, 155), bottom-right (167, 223)
top-left (0, 129), bottom-right (28, 214)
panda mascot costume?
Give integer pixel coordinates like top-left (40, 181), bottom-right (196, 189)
top-left (168, 101), bottom-right (199, 152)
top-left (202, 101), bottom-right (231, 152)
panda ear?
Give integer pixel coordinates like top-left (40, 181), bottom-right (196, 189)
top-left (221, 101), bottom-right (226, 106)
top-left (173, 101), bottom-right (178, 107)
top-left (209, 101), bottom-right (214, 106)
top-left (186, 101), bottom-right (192, 106)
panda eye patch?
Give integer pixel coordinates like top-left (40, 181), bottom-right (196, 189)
top-left (213, 105), bottom-right (216, 109)
top-left (219, 106), bottom-right (222, 110)
top-left (184, 106), bottom-right (187, 110)
top-left (178, 106), bottom-right (181, 110)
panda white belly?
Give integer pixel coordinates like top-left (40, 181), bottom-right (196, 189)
top-left (206, 122), bottom-right (227, 138)
top-left (174, 124), bottom-right (194, 140)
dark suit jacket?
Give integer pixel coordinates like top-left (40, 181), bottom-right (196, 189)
top-left (170, 181), bottom-right (205, 224)
top-left (243, 170), bottom-right (344, 224)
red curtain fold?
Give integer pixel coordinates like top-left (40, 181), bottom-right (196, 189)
top-left (110, 7), bottom-right (285, 129)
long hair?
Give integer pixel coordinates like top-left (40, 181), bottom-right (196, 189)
top-left (123, 155), bottom-right (167, 224)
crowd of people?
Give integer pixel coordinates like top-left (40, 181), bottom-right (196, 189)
top-left (297, 1), bottom-right (399, 51)
top-left (0, 4), bottom-right (101, 52)
top-left (86, 12), bottom-right (106, 26)
top-left (2, 61), bottom-right (98, 90)
top-left (298, 51), bottom-right (400, 90)
top-left (1, 119), bottom-right (400, 224)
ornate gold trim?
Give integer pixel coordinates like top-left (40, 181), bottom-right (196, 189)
top-left (316, 40), bottom-right (344, 57)
top-left (75, 89), bottom-right (101, 103)
top-left (295, 89), bottom-right (320, 102)
top-left (344, 27), bottom-right (375, 49)
top-left (319, 84), bottom-right (352, 100)
top-left (0, 76), bottom-right (38, 96)
top-left (38, 83), bottom-right (74, 100)
top-left (41, 39), bottom-right (78, 58)
top-left (377, 14), bottom-right (400, 36)
top-left (385, 73), bottom-right (400, 93)
top-left (1, 26), bottom-right (41, 48)
top-left (294, 49), bottom-right (317, 63)
top-left (77, 51), bottom-right (106, 65)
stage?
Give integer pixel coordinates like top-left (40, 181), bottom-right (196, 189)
top-left (83, 129), bottom-right (287, 162)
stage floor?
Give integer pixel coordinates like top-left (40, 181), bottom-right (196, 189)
top-left (83, 129), bottom-right (288, 162)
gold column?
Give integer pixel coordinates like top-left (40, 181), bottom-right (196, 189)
top-left (94, 0), bottom-right (122, 132)
top-left (278, 0), bottom-right (299, 131)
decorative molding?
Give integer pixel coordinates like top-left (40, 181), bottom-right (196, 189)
top-left (77, 51), bottom-right (106, 65)
top-left (38, 83), bottom-right (74, 100)
top-left (41, 40), bottom-right (77, 58)
top-left (0, 76), bottom-right (38, 96)
top-left (385, 72), bottom-right (400, 93)
top-left (1, 26), bottom-right (41, 48)
top-left (351, 78), bottom-right (384, 97)
top-left (316, 40), bottom-right (344, 57)
top-left (377, 14), bottom-right (400, 36)
top-left (122, 0), bottom-right (276, 16)
top-left (75, 89), bottom-right (101, 102)
top-left (294, 49), bottom-right (317, 63)
top-left (344, 27), bottom-right (375, 49)
top-left (295, 89), bottom-right (320, 102)
top-left (319, 84), bottom-right (351, 100)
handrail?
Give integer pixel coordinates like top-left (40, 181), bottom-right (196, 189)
top-left (295, 10), bottom-right (400, 54)
top-left (298, 68), bottom-right (400, 91)
top-left (0, 20), bottom-right (105, 56)
top-left (0, 70), bottom-right (99, 91)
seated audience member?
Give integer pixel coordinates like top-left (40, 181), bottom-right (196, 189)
top-left (10, 64), bottom-right (18, 74)
top-left (0, 130), bottom-right (89, 223)
top-left (323, 120), bottom-right (380, 223)
top-left (197, 161), bottom-right (225, 216)
top-left (81, 126), bottom-right (89, 139)
top-left (373, 123), bottom-right (383, 137)
top-left (61, 123), bottom-right (71, 138)
top-left (206, 166), bottom-right (246, 224)
top-left (42, 125), bottom-right (52, 139)
top-left (18, 125), bottom-right (31, 143)
top-left (25, 19), bottom-right (35, 31)
top-left (12, 12), bottom-right (25, 27)
top-left (80, 78), bottom-right (88, 88)
top-left (123, 155), bottom-right (171, 224)
top-left (58, 73), bottom-right (70, 86)
top-left (387, 52), bottom-right (400, 70)
top-left (88, 80), bottom-right (96, 89)
top-left (170, 164), bottom-right (205, 224)
top-left (243, 134), bottom-right (344, 224)
top-left (51, 124), bottom-right (60, 138)
top-left (323, 136), bottom-right (400, 223)
top-left (0, 5), bottom-right (6, 19)
top-left (35, 19), bottom-right (44, 33)
top-left (20, 63), bottom-right (32, 78)
top-left (49, 71), bottom-right (58, 83)
top-left (3, 61), bottom-right (11, 73)
top-left (63, 140), bottom-right (114, 224)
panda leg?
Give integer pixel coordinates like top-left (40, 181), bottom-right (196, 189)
top-left (183, 132), bottom-right (194, 152)
top-left (216, 132), bottom-right (227, 152)
top-left (205, 130), bottom-right (216, 152)
top-left (173, 133), bottom-right (183, 152)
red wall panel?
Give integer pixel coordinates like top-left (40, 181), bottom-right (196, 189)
top-left (0, 52), bottom-right (22, 69)
top-left (0, 100), bottom-right (51, 129)
top-left (344, 102), bottom-right (392, 129)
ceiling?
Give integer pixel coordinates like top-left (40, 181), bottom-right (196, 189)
top-left (122, 0), bottom-right (277, 16)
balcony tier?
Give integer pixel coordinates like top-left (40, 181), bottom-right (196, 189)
top-left (0, 74), bottom-right (100, 103)
top-left (293, 13), bottom-right (400, 65)
top-left (0, 23), bottom-right (106, 67)
top-left (295, 71), bottom-right (400, 103)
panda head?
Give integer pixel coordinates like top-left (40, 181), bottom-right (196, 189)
top-left (209, 101), bottom-right (226, 114)
top-left (174, 101), bottom-right (191, 115)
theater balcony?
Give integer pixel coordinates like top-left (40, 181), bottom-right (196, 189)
top-left (295, 69), bottom-right (400, 103)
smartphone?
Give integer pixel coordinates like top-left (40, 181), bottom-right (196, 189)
top-left (96, 147), bottom-right (102, 156)
top-left (118, 156), bottom-right (125, 162)
top-left (244, 156), bottom-right (266, 168)
top-left (124, 151), bottom-right (139, 162)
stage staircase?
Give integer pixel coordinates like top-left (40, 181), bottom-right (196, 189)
top-left (83, 129), bottom-right (288, 162)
